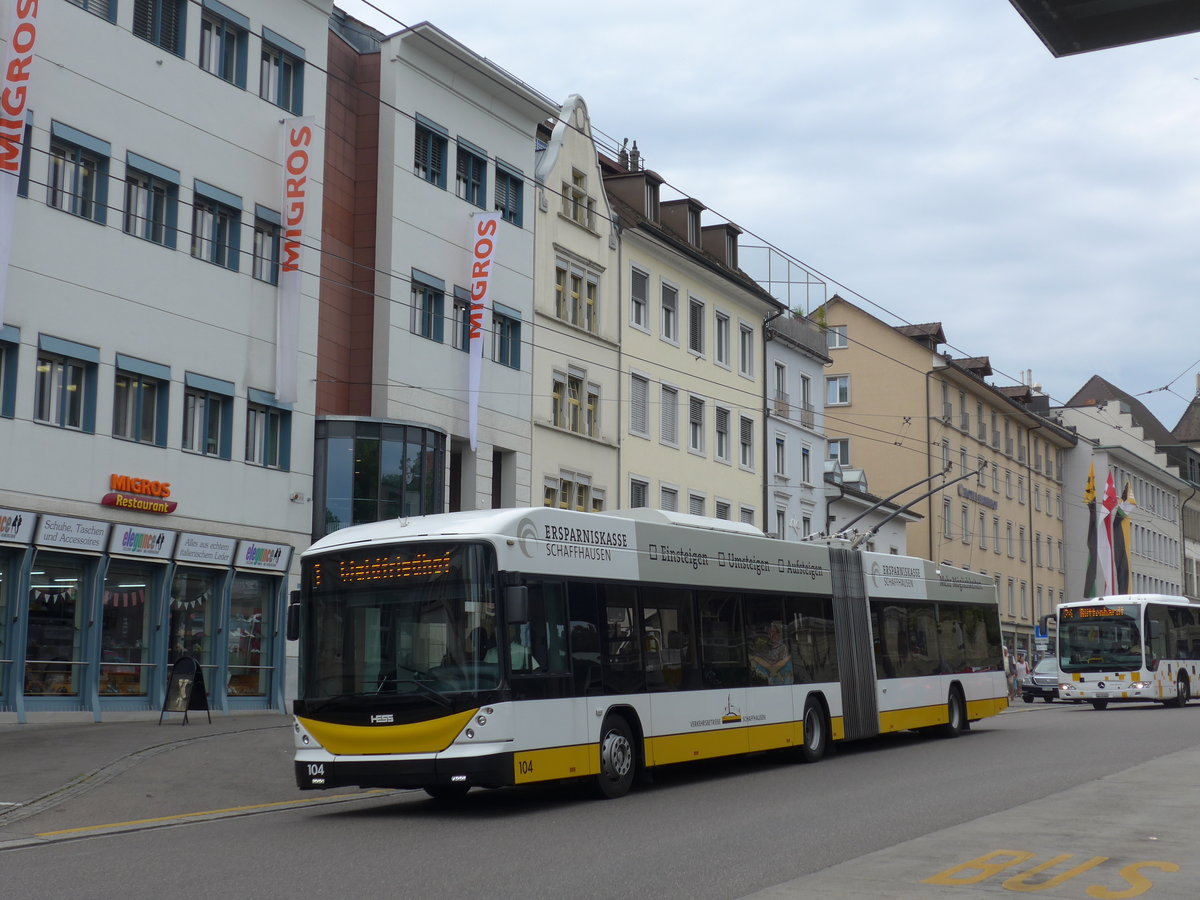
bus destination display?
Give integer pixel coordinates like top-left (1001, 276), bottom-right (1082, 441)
top-left (1059, 604), bottom-right (1136, 621)
top-left (310, 550), bottom-right (453, 588)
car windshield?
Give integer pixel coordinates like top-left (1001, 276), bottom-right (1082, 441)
top-left (1032, 658), bottom-right (1056, 674)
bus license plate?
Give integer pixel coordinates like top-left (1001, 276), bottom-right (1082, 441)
top-left (1095, 692), bottom-right (1109, 698)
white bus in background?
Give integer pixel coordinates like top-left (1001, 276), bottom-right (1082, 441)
top-left (290, 507), bottom-right (1008, 800)
top-left (1057, 595), bottom-right (1200, 709)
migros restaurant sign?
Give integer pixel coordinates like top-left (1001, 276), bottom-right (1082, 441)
top-left (101, 474), bottom-right (177, 514)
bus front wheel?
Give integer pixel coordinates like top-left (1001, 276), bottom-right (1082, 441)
top-left (939, 689), bottom-right (966, 738)
top-left (798, 697), bottom-right (829, 763)
top-left (595, 716), bottom-right (636, 799)
top-left (1169, 675), bottom-right (1190, 708)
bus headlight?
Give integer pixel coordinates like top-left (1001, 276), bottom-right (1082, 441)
top-left (1129, 682), bottom-right (1150, 690)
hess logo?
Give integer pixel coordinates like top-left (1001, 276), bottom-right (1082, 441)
top-left (369, 713), bottom-right (394, 725)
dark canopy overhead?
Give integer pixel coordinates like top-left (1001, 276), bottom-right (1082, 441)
top-left (1008, 0), bottom-right (1200, 57)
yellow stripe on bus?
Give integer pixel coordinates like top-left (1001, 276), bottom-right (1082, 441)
top-left (513, 744), bottom-right (598, 783)
top-left (298, 710), bottom-right (477, 756)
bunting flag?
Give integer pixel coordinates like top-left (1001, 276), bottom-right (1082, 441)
top-left (1098, 471), bottom-right (1118, 598)
top-left (1083, 463), bottom-right (1098, 598)
top-left (1112, 482), bottom-right (1136, 595)
top-left (0, 0), bottom-right (41, 327)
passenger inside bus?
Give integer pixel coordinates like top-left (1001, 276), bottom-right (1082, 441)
top-left (485, 626), bottom-right (540, 671)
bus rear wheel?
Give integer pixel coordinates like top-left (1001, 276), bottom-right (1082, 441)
top-left (798, 698), bottom-right (828, 764)
top-left (595, 716), bottom-right (636, 799)
top-left (938, 688), bottom-right (966, 738)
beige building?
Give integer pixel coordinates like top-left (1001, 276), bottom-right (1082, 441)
top-left (602, 154), bottom-right (784, 523)
top-left (815, 296), bottom-right (1076, 654)
top-left (530, 96), bottom-right (620, 510)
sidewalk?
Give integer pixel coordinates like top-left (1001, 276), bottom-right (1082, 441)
top-left (0, 710), bottom-right (303, 844)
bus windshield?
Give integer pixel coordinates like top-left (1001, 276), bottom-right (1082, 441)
top-left (1059, 605), bottom-right (1143, 673)
top-left (299, 542), bottom-right (499, 701)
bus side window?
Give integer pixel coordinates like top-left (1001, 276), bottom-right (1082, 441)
top-left (567, 582), bottom-right (603, 693)
top-left (519, 580), bottom-right (569, 675)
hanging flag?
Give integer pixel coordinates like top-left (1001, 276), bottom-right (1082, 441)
top-left (0, 0), bottom-right (41, 327)
top-left (275, 116), bottom-right (316, 404)
top-left (1098, 471), bottom-right (1118, 597)
top-left (1083, 462), bottom-right (1098, 597)
top-left (1112, 482), bottom-right (1136, 595)
top-left (467, 212), bottom-right (500, 450)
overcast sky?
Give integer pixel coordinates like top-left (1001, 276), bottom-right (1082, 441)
top-left (340, 0), bottom-right (1200, 433)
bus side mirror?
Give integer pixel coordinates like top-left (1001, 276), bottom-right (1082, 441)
top-left (286, 590), bottom-right (300, 642)
top-left (505, 585), bottom-right (529, 625)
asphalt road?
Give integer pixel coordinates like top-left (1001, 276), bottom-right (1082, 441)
top-left (2, 702), bottom-right (1199, 900)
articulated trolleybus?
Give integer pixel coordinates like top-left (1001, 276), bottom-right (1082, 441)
top-left (291, 507), bottom-right (1007, 799)
top-left (1057, 594), bottom-right (1200, 709)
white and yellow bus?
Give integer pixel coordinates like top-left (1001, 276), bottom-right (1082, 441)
top-left (290, 507), bottom-right (1007, 799)
top-left (1057, 595), bottom-right (1200, 709)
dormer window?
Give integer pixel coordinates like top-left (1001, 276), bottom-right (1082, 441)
top-left (644, 180), bottom-right (659, 221)
top-left (725, 231), bottom-right (738, 268)
top-left (687, 207), bottom-right (701, 245)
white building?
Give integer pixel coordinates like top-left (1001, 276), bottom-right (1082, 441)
top-left (0, 0), bottom-right (330, 720)
top-left (314, 18), bottom-right (556, 533)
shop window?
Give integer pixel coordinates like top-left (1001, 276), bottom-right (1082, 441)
top-left (34, 335), bottom-right (99, 432)
top-left (100, 559), bottom-right (160, 696)
top-left (246, 389), bottom-right (291, 469)
top-left (260, 29), bottom-right (304, 115)
top-left (25, 552), bottom-right (89, 697)
top-left (227, 572), bottom-right (275, 696)
top-left (169, 567), bottom-right (221, 676)
top-left (182, 372), bottom-right (234, 459)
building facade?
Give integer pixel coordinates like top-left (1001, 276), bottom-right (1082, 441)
top-left (0, 0), bottom-right (330, 720)
top-left (530, 96), bottom-right (620, 512)
top-left (814, 296), bottom-right (1075, 656)
top-left (314, 18), bottom-right (557, 538)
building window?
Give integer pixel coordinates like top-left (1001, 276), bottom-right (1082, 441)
top-left (246, 390), bottom-right (290, 469)
top-left (414, 116), bottom-right (448, 188)
top-left (714, 312), bottom-right (730, 366)
top-left (739, 324), bottom-right (754, 376)
top-left (452, 290), bottom-right (471, 351)
top-left (456, 142), bottom-right (487, 207)
top-left (65, 0), bottom-right (115, 19)
top-left (562, 169), bottom-right (595, 229)
top-left (191, 181), bottom-right (241, 270)
top-left (1018, 475), bottom-right (1025, 505)
top-left (124, 155), bottom-right (178, 247)
top-left (113, 355), bottom-right (169, 446)
top-left (630, 373), bottom-right (649, 437)
top-left (493, 307), bottom-right (521, 369)
top-left (1019, 526), bottom-right (1027, 562)
top-left (585, 383), bottom-right (600, 437)
top-left (715, 406), bottom-right (730, 462)
top-left (630, 268), bottom-right (649, 329)
top-left (825, 324), bottom-right (847, 350)
top-left (629, 477), bottom-right (649, 508)
top-left (740, 507), bottom-right (756, 526)
top-left (829, 438), bottom-right (850, 465)
top-left (715, 500), bottom-right (731, 520)
top-left (942, 498), bottom-right (952, 539)
top-left (688, 297), bottom-right (704, 354)
top-left (260, 30), bottom-right (304, 115)
top-left (993, 516), bottom-right (1001, 553)
top-left (802, 446), bottom-right (812, 483)
top-left (494, 161), bottom-right (523, 226)
top-left (35, 338), bottom-right (98, 432)
top-left (554, 372), bottom-right (587, 434)
top-left (739, 415), bottom-right (754, 469)
top-left (0, 327), bottom-right (17, 419)
top-left (661, 283), bottom-right (678, 342)
top-left (182, 374), bottom-right (233, 459)
top-left (410, 271), bottom-right (445, 342)
top-left (979, 512), bottom-right (987, 549)
top-left (688, 396), bottom-right (705, 454)
top-left (690, 493), bottom-right (706, 517)
top-left (775, 434), bottom-right (786, 476)
top-left (826, 375), bottom-right (850, 405)
top-left (554, 261), bottom-right (599, 332)
top-left (200, 5), bottom-right (249, 88)
top-left (47, 124), bottom-right (109, 224)
top-left (252, 211), bottom-right (280, 284)
top-left (961, 505), bottom-right (970, 544)
top-left (660, 385), bottom-right (678, 446)
top-left (660, 486), bottom-right (678, 511)
top-left (133, 0), bottom-right (185, 55)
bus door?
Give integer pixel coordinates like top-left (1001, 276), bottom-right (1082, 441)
top-left (696, 591), bottom-right (751, 757)
top-left (742, 595), bottom-right (796, 753)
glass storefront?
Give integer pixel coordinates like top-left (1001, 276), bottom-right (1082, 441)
top-left (25, 551), bottom-right (89, 696)
top-left (227, 572), bottom-right (274, 697)
top-left (100, 559), bottom-right (162, 696)
top-left (169, 566), bottom-right (221, 671)
top-left (0, 551), bottom-right (11, 696)
top-left (316, 419), bottom-right (446, 539)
